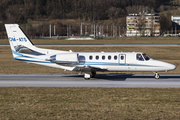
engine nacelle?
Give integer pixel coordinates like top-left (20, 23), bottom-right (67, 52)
top-left (48, 53), bottom-right (79, 64)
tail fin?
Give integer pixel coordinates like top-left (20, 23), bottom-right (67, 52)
top-left (5, 24), bottom-right (35, 57)
top-left (5, 24), bottom-right (67, 58)
top-left (5, 24), bottom-right (34, 51)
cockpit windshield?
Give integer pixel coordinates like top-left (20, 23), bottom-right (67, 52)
top-left (136, 54), bottom-right (144, 61)
top-left (142, 53), bottom-right (150, 61)
top-left (136, 53), bottom-right (151, 61)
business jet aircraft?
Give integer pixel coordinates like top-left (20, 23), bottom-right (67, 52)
top-left (5, 24), bottom-right (176, 79)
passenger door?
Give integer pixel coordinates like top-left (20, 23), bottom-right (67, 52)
top-left (119, 54), bottom-right (126, 65)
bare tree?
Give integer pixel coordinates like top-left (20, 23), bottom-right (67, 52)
top-left (150, 9), bottom-right (154, 37)
top-left (159, 12), bottom-right (172, 35)
top-left (108, 7), bottom-right (120, 24)
top-left (137, 11), bottom-right (146, 37)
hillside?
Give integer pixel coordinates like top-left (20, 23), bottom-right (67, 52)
top-left (0, 0), bottom-right (175, 24)
top-left (0, 0), bottom-right (179, 36)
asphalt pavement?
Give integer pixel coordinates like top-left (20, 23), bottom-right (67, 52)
top-left (0, 74), bottom-right (180, 88)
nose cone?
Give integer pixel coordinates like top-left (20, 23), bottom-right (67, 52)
top-left (167, 63), bottom-right (176, 71)
top-left (153, 60), bottom-right (176, 71)
top-left (160, 61), bottom-right (176, 71)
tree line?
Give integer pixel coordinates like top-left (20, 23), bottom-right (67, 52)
top-left (0, 0), bottom-right (180, 37)
top-left (0, 0), bottom-right (174, 23)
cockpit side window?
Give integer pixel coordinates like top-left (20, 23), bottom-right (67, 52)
top-left (136, 54), bottom-right (144, 61)
top-left (142, 53), bottom-right (150, 61)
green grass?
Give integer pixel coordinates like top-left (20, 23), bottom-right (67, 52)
top-left (0, 87), bottom-right (180, 120)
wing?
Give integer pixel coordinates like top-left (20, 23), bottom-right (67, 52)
top-left (73, 65), bottom-right (108, 72)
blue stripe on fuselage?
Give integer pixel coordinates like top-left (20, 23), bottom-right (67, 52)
top-left (14, 57), bottom-right (54, 64)
top-left (12, 50), bottom-right (45, 60)
top-left (12, 50), bottom-right (159, 67)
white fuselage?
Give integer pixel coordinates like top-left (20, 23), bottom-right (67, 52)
top-left (14, 51), bottom-right (176, 73)
top-left (76, 52), bottom-right (176, 72)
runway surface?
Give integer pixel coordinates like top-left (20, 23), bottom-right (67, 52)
top-left (0, 74), bottom-right (180, 88)
top-left (1, 44), bottom-right (180, 47)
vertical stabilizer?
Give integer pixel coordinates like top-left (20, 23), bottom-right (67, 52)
top-left (5, 24), bottom-right (34, 57)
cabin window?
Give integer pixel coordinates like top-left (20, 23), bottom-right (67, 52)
top-left (89, 56), bottom-right (93, 60)
top-left (137, 54), bottom-right (144, 61)
top-left (121, 56), bottom-right (124, 60)
top-left (114, 55), bottom-right (117, 60)
top-left (102, 56), bottom-right (105, 60)
top-left (108, 56), bottom-right (111, 60)
top-left (96, 56), bottom-right (99, 60)
top-left (142, 53), bottom-right (150, 61)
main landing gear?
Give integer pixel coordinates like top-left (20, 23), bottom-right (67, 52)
top-left (84, 72), bottom-right (160, 80)
top-left (154, 72), bottom-right (160, 79)
top-left (91, 71), bottom-right (96, 78)
top-left (84, 71), bottom-right (96, 80)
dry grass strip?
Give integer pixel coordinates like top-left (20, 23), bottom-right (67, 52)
top-left (1, 37), bottom-right (180, 44)
top-left (0, 87), bottom-right (180, 120)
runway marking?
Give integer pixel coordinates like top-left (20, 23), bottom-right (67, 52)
top-left (0, 78), bottom-right (180, 81)
top-left (1, 81), bottom-right (180, 85)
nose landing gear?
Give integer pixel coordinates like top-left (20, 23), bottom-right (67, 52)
top-left (154, 72), bottom-right (160, 79)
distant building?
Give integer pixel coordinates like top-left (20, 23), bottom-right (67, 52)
top-left (126, 12), bottom-right (160, 37)
top-left (171, 16), bottom-right (180, 25)
top-left (171, 16), bottom-right (180, 33)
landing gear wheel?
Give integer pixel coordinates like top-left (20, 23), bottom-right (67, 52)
top-left (84, 73), bottom-right (91, 80)
top-left (154, 73), bottom-right (160, 79)
top-left (91, 71), bottom-right (96, 78)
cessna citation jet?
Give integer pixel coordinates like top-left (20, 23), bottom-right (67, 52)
top-left (5, 24), bottom-right (176, 79)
